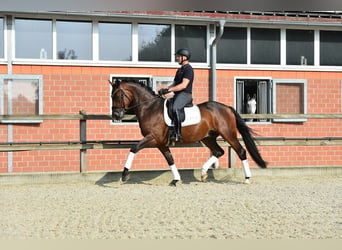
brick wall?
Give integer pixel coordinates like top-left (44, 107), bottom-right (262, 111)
top-left (0, 65), bottom-right (341, 173)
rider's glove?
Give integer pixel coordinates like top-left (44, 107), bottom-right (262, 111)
top-left (158, 88), bottom-right (169, 96)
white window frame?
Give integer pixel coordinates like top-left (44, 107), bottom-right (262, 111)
top-left (234, 76), bottom-right (273, 123)
top-left (272, 78), bottom-right (307, 123)
top-left (0, 74), bottom-right (43, 123)
top-left (109, 74), bottom-right (152, 125)
top-left (235, 77), bottom-right (307, 123)
top-left (152, 76), bottom-right (174, 94)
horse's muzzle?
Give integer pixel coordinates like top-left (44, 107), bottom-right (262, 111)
top-left (112, 108), bottom-right (125, 122)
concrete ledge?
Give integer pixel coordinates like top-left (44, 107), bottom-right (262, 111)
top-left (0, 166), bottom-right (341, 186)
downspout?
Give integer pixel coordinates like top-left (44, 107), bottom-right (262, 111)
top-left (6, 15), bottom-right (13, 173)
top-left (209, 20), bottom-right (225, 101)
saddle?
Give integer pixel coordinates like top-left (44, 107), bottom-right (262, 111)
top-left (163, 99), bottom-right (201, 127)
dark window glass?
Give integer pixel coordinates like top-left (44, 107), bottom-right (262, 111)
top-left (251, 28), bottom-right (280, 64)
top-left (320, 30), bottom-right (342, 66)
top-left (138, 24), bottom-right (171, 62)
top-left (286, 29), bottom-right (314, 65)
top-left (56, 20), bottom-right (92, 60)
top-left (0, 18), bottom-right (3, 58)
top-left (175, 25), bottom-right (207, 62)
top-left (217, 27), bottom-right (247, 64)
top-left (15, 19), bottom-right (52, 59)
top-left (98, 22), bottom-right (132, 61)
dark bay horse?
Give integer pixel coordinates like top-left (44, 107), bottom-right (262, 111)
top-left (110, 80), bottom-right (267, 186)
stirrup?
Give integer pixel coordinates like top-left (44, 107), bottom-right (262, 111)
top-left (173, 134), bottom-right (183, 142)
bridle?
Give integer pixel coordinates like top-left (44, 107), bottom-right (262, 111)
top-left (111, 84), bottom-right (133, 112)
top-left (111, 82), bottom-right (160, 116)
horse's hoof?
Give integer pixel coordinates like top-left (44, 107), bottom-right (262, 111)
top-left (169, 179), bottom-right (179, 186)
top-left (244, 178), bottom-right (250, 184)
top-left (201, 173), bottom-right (208, 182)
top-left (121, 173), bottom-right (130, 183)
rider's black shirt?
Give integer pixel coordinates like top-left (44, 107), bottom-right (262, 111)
top-left (173, 64), bottom-right (194, 94)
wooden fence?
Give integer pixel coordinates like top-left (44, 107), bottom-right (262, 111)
top-left (1, 113), bottom-right (341, 172)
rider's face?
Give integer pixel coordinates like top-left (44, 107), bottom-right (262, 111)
top-left (176, 54), bottom-right (184, 64)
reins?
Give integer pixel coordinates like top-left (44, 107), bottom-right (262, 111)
top-left (124, 95), bottom-right (160, 111)
top-left (112, 83), bottom-right (160, 112)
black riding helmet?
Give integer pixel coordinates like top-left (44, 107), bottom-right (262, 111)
top-left (175, 48), bottom-right (191, 60)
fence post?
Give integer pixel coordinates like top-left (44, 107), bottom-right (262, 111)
top-left (228, 146), bottom-right (236, 168)
top-left (79, 111), bottom-right (87, 173)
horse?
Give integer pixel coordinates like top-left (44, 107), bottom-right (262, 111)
top-left (246, 93), bottom-right (257, 122)
top-left (110, 80), bottom-right (267, 186)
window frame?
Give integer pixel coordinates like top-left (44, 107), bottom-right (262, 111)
top-left (14, 18), bottom-right (53, 60)
top-left (4, 14), bottom-right (342, 70)
top-left (272, 78), bottom-right (307, 123)
top-left (250, 27), bottom-right (281, 65)
top-left (0, 74), bottom-right (43, 124)
top-left (235, 77), bottom-right (307, 124)
top-left (235, 77), bottom-right (273, 123)
top-left (0, 17), bottom-right (4, 59)
top-left (153, 76), bottom-right (174, 94)
top-left (109, 74), bottom-right (153, 125)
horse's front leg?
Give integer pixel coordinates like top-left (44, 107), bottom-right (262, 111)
top-left (158, 145), bottom-right (181, 186)
top-left (121, 135), bottom-right (156, 183)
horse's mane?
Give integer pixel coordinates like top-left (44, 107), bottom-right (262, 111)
top-left (120, 79), bottom-right (159, 97)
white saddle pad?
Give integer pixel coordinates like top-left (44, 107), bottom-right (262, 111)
top-left (163, 100), bottom-right (201, 127)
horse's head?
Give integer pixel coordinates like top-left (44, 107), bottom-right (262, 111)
top-left (246, 93), bottom-right (257, 114)
top-left (109, 80), bottom-right (133, 121)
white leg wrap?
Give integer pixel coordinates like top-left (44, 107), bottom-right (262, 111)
top-left (201, 156), bottom-right (219, 175)
top-left (124, 152), bottom-right (135, 170)
top-left (170, 164), bottom-right (181, 180)
top-left (213, 159), bottom-right (219, 169)
top-left (242, 159), bottom-right (252, 178)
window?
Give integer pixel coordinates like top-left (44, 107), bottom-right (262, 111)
top-left (236, 78), bottom-right (272, 122)
top-left (286, 29), bottom-right (314, 65)
top-left (175, 25), bottom-right (207, 63)
top-left (235, 77), bottom-right (307, 123)
top-left (320, 30), bottom-right (342, 66)
top-left (272, 79), bottom-right (307, 122)
top-left (217, 27), bottom-right (247, 64)
top-left (153, 76), bottom-right (174, 94)
top-left (15, 18), bottom-right (53, 59)
top-left (110, 75), bottom-right (152, 123)
top-left (138, 24), bottom-right (171, 62)
top-left (56, 20), bottom-right (92, 60)
top-left (98, 22), bottom-right (132, 61)
top-left (0, 75), bottom-right (43, 123)
top-left (0, 18), bottom-right (3, 58)
top-left (251, 28), bottom-right (280, 64)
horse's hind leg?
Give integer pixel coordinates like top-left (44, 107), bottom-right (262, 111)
top-left (200, 136), bottom-right (225, 182)
top-left (222, 132), bottom-right (252, 184)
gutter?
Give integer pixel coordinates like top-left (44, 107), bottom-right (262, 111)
top-left (209, 20), bottom-right (225, 101)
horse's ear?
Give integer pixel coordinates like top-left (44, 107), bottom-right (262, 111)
top-left (108, 80), bottom-right (114, 86)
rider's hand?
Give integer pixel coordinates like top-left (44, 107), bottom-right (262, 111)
top-left (158, 88), bottom-right (169, 96)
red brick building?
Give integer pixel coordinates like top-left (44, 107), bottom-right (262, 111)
top-left (0, 11), bottom-right (341, 174)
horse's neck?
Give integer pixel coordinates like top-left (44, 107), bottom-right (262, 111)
top-left (129, 85), bottom-right (155, 104)
top-left (128, 84), bottom-right (162, 116)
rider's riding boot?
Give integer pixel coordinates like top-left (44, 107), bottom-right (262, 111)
top-left (172, 110), bottom-right (183, 143)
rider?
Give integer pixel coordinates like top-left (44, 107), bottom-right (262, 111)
top-left (159, 48), bottom-right (194, 143)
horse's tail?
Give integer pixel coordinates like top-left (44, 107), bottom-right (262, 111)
top-left (229, 106), bottom-right (267, 168)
